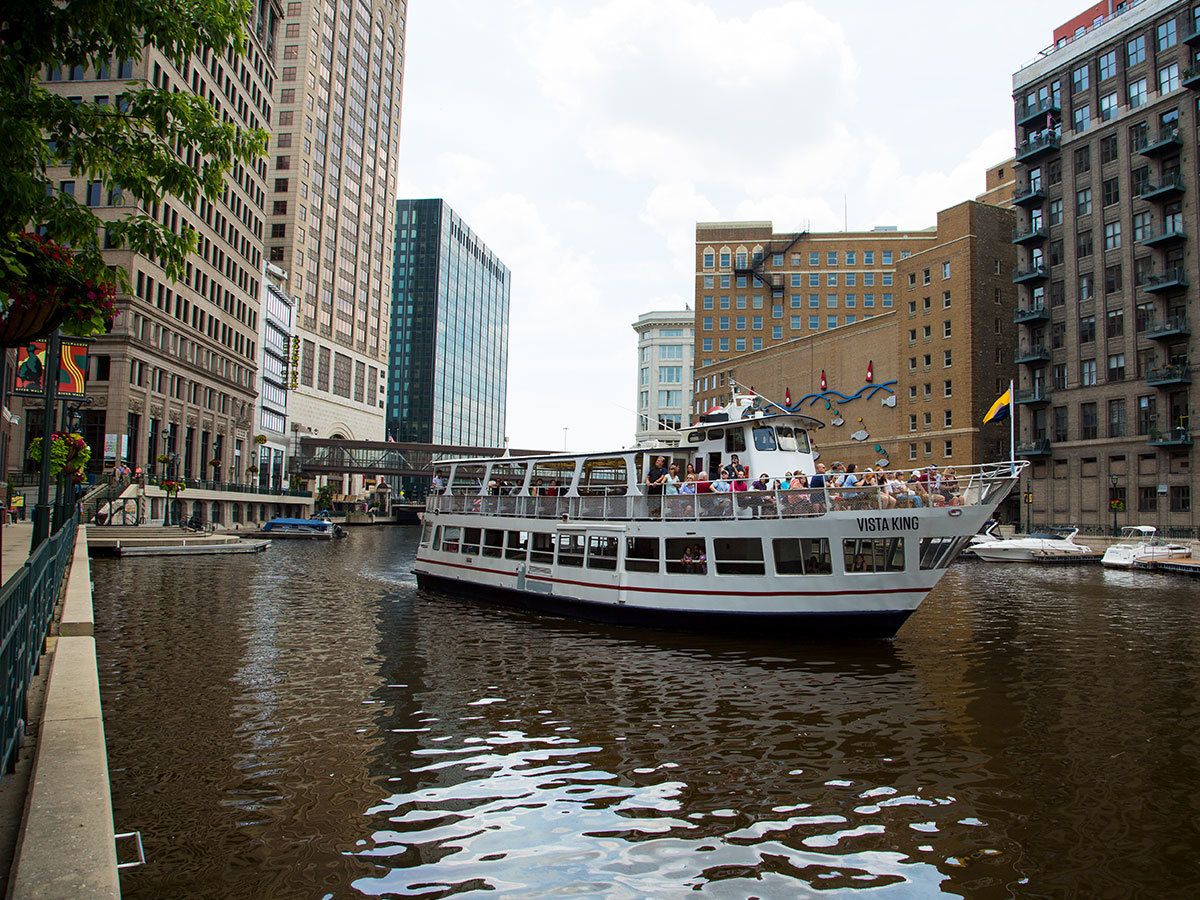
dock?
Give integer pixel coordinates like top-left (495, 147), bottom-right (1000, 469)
top-left (1132, 557), bottom-right (1200, 577)
top-left (86, 526), bottom-right (270, 558)
top-left (1032, 553), bottom-right (1103, 565)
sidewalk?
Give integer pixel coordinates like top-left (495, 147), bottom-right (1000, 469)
top-left (1, 522), bottom-right (35, 583)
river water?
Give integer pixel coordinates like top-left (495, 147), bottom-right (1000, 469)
top-left (92, 527), bottom-right (1200, 898)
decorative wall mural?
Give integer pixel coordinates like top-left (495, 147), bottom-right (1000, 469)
top-left (779, 361), bottom-right (897, 412)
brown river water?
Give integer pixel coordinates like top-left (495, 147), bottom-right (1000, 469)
top-left (92, 526), bottom-right (1200, 898)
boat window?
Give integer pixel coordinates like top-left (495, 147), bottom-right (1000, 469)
top-left (625, 537), bottom-right (660, 573)
top-left (420, 521), bottom-right (434, 547)
top-left (776, 426), bottom-right (805, 452)
top-left (772, 538), bottom-right (832, 574)
top-left (725, 428), bottom-right (747, 454)
top-left (707, 428), bottom-right (724, 441)
top-left (581, 457), bottom-right (628, 496)
top-left (752, 426), bottom-right (778, 451)
top-left (529, 532), bottom-right (555, 563)
top-left (686, 430), bottom-right (705, 444)
top-left (450, 464), bottom-right (486, 495)
top-left (587, 535), bottom-right (619, 570)
top-left (441, 526), bottom-right (461, 553)
top-left (431, 525), bottom-right (441, 549)
top-left (530, 459), bottom-right (576, 495)
top-left (843, 538), bottom-right (906, 573)
top-left (918, 535), bottom-right (972, 569)
top-left (665, 538), bottom-right (707, 574)
top-left (489, 460), bottom-right (528, 494)
top-left (505, 531), bottom-right (528, 561)
top-left (713, 538), bottom-right (766, 575)
top-left (556, 532), bottom-right (585, 567)
top-left (462, 528), bottom-right (482, 555)
top-left (482, 529), bottom-right (504, 558)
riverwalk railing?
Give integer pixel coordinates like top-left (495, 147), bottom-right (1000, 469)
top-left (0, 514), bottom-right (79, 774)
top-left (428, 464), bottom-right (1022, 523)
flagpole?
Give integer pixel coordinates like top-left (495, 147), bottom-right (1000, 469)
top-left (1009, 378), bottom-right (1015, 474)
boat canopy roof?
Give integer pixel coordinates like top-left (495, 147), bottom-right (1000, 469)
top-left (1120, 525), bottom-right (1157, 537)
top-left (266, 517), bottom-right (332, 527)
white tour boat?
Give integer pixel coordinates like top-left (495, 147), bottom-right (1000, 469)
top-left (259, 516), bottom-right (347, 540)
top-left (413, 393), bottom-right (1023, 639)
top-left (1100, 526), bottom-right (1192, 569)
top-left (970, 527), bottom-right (1093, 563)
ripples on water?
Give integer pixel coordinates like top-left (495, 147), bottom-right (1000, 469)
top-left (91, 528), bottom-right (1200, 898)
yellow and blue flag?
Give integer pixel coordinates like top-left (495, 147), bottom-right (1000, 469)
top-left (983, 387), bottom-right (1011, 424)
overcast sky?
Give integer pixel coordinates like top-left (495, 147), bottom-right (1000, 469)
top-left (394, 0), bottom-right (1087, 451)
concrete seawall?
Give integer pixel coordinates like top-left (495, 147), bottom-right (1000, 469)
top-left (8, 526), bottom-right (120, 898)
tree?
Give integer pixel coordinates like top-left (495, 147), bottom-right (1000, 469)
top-left (0, 0), bottom-right (268, 326)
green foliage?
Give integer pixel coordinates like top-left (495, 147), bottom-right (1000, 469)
top-left (28, 430), bottom-right (90, 474)
top-left (315, 484), bottom-right (336, 508)
top-left (0, 0), bottom-right (268, 325)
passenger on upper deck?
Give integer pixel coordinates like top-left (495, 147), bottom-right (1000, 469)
top-left (645, 455), bottom-right (668, 497)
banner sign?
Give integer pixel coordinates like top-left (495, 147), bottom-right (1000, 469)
top-left (12, 340), bottom-right (89, 397)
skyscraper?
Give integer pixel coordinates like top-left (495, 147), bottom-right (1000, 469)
top-left (265, 0), bottom-right (406, 447)
top-left (389, 199), bottom-right (510, 448)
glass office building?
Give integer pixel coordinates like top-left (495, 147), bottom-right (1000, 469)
top-left (389, 199), bottom-right (510, 450)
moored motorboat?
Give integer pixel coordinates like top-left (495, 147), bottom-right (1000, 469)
top-left (960, 519), bottom-right (1002, 558)
top-left (413, 392), bottom-right (1024, 639)
top-left (259, 517), bottom-right (347, 540)
top-left (1101, 526), bottom-right (1191, 569)
top-left (971, 527), bottom-right (1093, 562)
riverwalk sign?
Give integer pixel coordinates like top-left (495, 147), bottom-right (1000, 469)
top-left (11, 339), bottom-right (89, 398)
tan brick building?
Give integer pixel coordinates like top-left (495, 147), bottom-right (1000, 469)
top-left (693, 201), bottom-right (1018, 476)
top-left (978, 158), bottom-right (1018, 208)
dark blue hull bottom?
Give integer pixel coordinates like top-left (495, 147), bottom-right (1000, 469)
top-left (415, 572), bottom-right (914, 640)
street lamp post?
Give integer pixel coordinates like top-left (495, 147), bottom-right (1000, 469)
top-left (1109, 473), bottom-right (1120, 537)
top-left (1023, 487), bottom-right (1033, 535)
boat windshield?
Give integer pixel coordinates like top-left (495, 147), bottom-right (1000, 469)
top-left (752, 426), bottom-right (777, 451)
top-left (775, 426), bottom-right (809, 453)
top-left (1029, 532), bottom-right (1068, 540)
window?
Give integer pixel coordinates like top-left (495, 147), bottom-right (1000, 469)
top-left (943, 350), bottom-right (952, 367)
top-left (625, 537), bottom-right (660, 573)
top-left (827, 273), bottom-right (838, 287)
top-left (882, 251), bottom-right (893, 265)
top-left (944, 410), bottom-right (953, 428)
top-left (660, 344), bottom-right (683, 360)
top-left (773, 539), bottom-right (833, 575)
top-left (1075, 145), bottom-right (1091, 174)
top-left (1170, 485), bottom-right (1191, 513)
top-left (712, 538), bottom-right (765, 575)
top-left (1099, 49), bottom-right (1117, 81)
top-left (808, 273), bottom-right (820, 287)
top-left (658, 390), bottom-right (682, 407)
top-left (943, 291), bottom-right (951, 309)
top-left (703, 251), bottom-right (714, 269)
top-left (843, 538), bottom-right (905, 574)
top-left (943, 380), bottom-right (952, 398)
top-left (1160, 62), bottom-right (1180, 94)
top-left (1139, 486), bottom-right (1158, 513)
top-left (1107, 353), bottom-right (1126, 381)
top-left (1106, 307), bottom-right (1124, 337)
top-left (827, 251), bottom-right (838, 266)
top-left (1109, 399), bottom-right (1127, 437)
top-left (1080, 314), bottom-right (1096, 343)
top-left (1076, 187), bottom-right (1092, 215)
top-left (1100, 134), bottom-right (1119, 164)
top-left (942, 261), bottom-right (951, 280)
top-left (1074, 104), bottom-right (1091, 132)
top-left (1081, 402), bottom-right (1098, 440)
top-left (1133, 211), bottom-right (1151, 242)
top-left (1128, 77), bottom-right (1148, 109)
top-left (1127, 35), bottom-right (1146, 67)
top-left (1081, 359), bottom-right (1097, 386)
top-left (1102, 177), bottom-right (1120, 207)
top-left (1072, 63), bottom-right (1090, 93)
top-left (1077, 230), bottom-right (1093, 259)
top-left (1049, 198), bottom-right (1063, 226)
top-left (1104, 221), bottom-right (1121, 250)
top-left (1157, 18), bottom-right (1177, 50)
top-left (809, 252), bottom-right (820, 266)
top-left (1054, 406), bottom-right (1069, 442)
top-left (1132, 165), bottom-right (1150, 196)
top-left (659, 366), bottom-right (682, 383)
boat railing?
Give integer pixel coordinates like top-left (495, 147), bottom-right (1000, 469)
top-left (426, 463), bottom-right (1024, 523)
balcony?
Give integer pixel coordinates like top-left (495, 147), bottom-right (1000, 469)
top-left (1016, 98), bottom-right (1061, 128)
top-left (1015, 344), bottom-right (1051, 364)
top-left (1141, 268), bottom-right (1189, 294)
top-left (1138, 223), bottom-right (1187, 248)
top-left (1013, 304), bottom-right (1050, 324)
top-left (1015, 387), bottom-right (1052, 407)
top-left (1015, 132), bottom-right (1060, 162)
top-left (1013, 264), bottom-right (1048, 285)
top-left (1012, 223), bottom-right (1048, 245)
top-left (1012, 183), bottom-right (1047, 207)
top-left (1135, 128), bottom-right (1183, 157)
top-left (1136, 174), bottom-right (1186, 201)
top-left (1016, 438), bottom-right (1052, 458)
top-left (1148, 427), bottom-right (1193, 448)
top-left (1184, 66), bottom-right (1200, 89)
top-left (1186, 22), bottom-right (1200, 46)
top-left (1146, 364), bottom-right (1192, 386)
top-left (1145, 316), bottom-right (1191, 340)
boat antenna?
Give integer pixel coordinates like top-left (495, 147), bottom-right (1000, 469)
top-left (610, 401), bottom-right (686, 434)
top-left (732, 380), bottom-right (791, 414)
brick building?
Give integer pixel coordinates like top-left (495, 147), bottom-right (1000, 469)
top-left (1011, 0), bottom-right (1200, 533)
top-left (693, 201), bottom-right (1017, 476)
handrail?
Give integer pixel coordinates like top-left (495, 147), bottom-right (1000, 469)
top-left (426, 463), bottom-right (1024, 523)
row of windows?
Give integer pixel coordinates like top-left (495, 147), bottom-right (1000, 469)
top-left (428, 528), bottom-right (967, 576)
top-left (702, 292), bottom-right (896, 311)
top-left (701, 249), bottom-right (907, 270)
top-left (1028, 395), bottom-right (1186, 442)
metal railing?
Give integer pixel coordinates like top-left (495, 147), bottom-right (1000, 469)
top-left (427, 464), bottom-right (1022, 523)
top-left (1, 514), bottom-right (79, 774)
top-left (144, 476), bottom-right (310, 498)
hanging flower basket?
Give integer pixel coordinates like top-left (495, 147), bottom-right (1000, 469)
top-left (28, 431), bottom-right (91, 475)
top-left (161, 479), bottom-right (186, 494)
top-left (1109, 499), bottom-right (1125, 513)
top-left (0, 232), bottom-right (119, 346)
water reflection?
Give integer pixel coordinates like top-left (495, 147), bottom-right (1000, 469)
top-left (92, 528), bottom-right (1200, 898)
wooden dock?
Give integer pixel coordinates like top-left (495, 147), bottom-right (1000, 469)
top-left (1132, 557), bottom-right (1200, 577)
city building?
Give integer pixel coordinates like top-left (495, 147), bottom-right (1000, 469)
top-left (264, 0), bottom-right (407, 446)
top-left (692, 200), bottom-right (1018, 478)
top-left (632, 310), bottom-right (695, 445)
top-left (388, 199), bottom-right (510, 449)
top-left (693, 222), bottom-right (940, 377)
top-left (1011, 0), bottom-right (1199, 532)
top-left (33, 3), bottom-right (282, 487)
top-left (255, 263), bottom-right (295, 490)
top-left (978, 158), bottom-right (1019, 208)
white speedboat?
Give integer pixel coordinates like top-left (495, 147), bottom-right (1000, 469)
top-left (971, 527), bottom-right (1093, 562)
top-left (413, 391), bottom-right (1024, 639)
top-left (960, 519), bottom-right (1002, 558)
top-left (1101, 526), bottom-right (1191, 569)
top-left (259, 517), bottom-right (347, 540)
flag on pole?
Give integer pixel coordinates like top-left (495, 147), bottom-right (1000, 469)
top-left (983, 386), bottom-right (1012, 423)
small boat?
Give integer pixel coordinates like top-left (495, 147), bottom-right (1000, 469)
top-left (1101, 526), bottom-right (1191, 569)
top-left (960, 519), bottom-right (1002, 558)
top-left (259, 517), bottom-right (348, 540)
top-left (971, 527), bottom-right (1093, 562)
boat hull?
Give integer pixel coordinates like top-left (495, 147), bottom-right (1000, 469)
top-left (416, 570), bottom-right (915, 639)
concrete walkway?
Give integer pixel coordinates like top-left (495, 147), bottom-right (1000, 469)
top-left (0, 522), bottom-right (35, 585)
